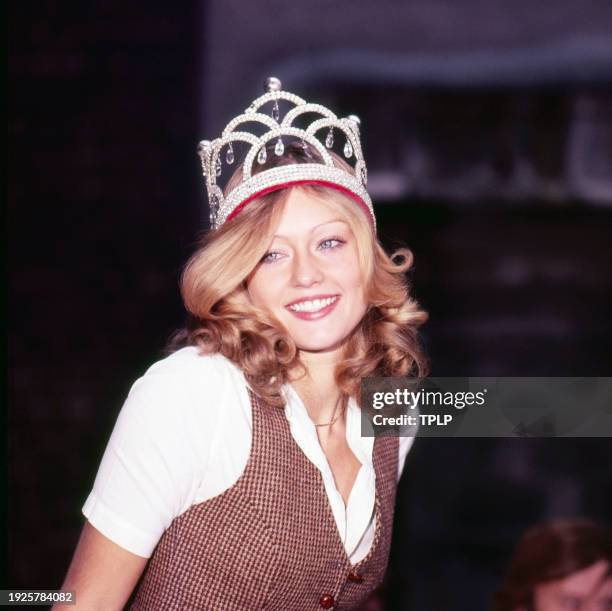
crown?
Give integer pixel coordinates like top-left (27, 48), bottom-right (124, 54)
top-left (197, 77), bottom-right (374, 230)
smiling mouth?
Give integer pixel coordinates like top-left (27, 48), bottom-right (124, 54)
top-left (286, 295), bottom-right (339, 313)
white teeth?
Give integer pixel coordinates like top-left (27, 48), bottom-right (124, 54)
top-left (288, 296), bottom-right (337, 312)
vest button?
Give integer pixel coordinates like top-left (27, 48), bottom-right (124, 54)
top-left (347, 570), bottom-right (364, 583)
top-left (319, 594), bottom-right (335, 608)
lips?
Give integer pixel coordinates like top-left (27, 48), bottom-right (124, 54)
top-left (286, 295), bottom-right (337, 311)
top-left (285, 294), bottom-right (340, 320)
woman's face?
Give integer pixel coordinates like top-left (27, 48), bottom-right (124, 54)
top-left (247, 188), bottom-right (368, 355)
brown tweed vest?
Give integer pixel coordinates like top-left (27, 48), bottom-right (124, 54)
top-left (130, 389), bottom-right (399, 611)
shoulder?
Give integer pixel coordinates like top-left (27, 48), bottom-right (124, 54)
top-left (116, 347), bottom-right (247, 437)
top-left (129, 346), bottom-right (245, 403)
top-left (82, 348), bottom-right (249, 557)
top-left (138, 345), bottom-right (243, 387)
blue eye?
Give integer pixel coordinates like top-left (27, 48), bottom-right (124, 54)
top-left (319, 237), bottom-right (345, 250)
top-left (261, 251), bottom-right (282, 263)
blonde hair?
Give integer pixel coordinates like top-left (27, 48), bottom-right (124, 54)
top-left (171, 143), bottom-right (429, 407)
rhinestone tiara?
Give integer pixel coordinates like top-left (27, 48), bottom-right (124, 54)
top-left (197, 76), bottom-right (374, 230)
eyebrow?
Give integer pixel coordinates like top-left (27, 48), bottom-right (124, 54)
top-left (273, 219), bottom-right (348, 239)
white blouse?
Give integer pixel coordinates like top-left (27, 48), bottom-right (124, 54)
top-left (82, 346), bottom-right (414, 562)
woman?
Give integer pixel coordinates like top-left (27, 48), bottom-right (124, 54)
top-left (57, 78), bottom-right (428, 610)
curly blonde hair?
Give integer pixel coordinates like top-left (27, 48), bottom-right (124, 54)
top-left (171, 143), bottom-right (428, 407)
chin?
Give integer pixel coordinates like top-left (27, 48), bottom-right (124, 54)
top-left (297, 342), bottom-right (343, 353)
top-left (281, 314), bottom-right (362, 352)
top-left (291, 331), bottom-right (348, 353)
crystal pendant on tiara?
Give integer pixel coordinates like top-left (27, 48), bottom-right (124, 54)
top-left (272, 100), bottom-right (280, 122)
top-left (274, 137), bottom-right (284, 156)
top-left (325, 128), bottom-right (334, 149)
top-left (215, 157), bottom-right (222, 177)
top-left (257, 146), bottom-right (267, 164)
top-left (344, 140), bottom-right (353, 158)
top-left (209, 195), bottom-right (219, 227)
top-left (301, 138), bottom-right (312, 158)
top-left (225, 144), bottom-right (234, 165)
top-left (360, 166), bottom-right (368, 185)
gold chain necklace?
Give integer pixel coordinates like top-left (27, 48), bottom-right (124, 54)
top-left (314, 394), bottom-right (343, 427)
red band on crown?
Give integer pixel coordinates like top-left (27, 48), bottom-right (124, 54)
top-left (225, 180), bottom-right (375, 227)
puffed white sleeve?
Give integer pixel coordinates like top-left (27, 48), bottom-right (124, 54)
top-left (81, 351), bottom-right (225, 557)
top-left (397, 434), bottom-right (415, 482)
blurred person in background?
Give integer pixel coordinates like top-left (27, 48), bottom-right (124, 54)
top-left (494, 518), bottom-right (612, 611)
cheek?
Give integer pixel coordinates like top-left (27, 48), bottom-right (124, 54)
top-left (247, 269), bottom-right (283, 309)
top-left (335, 255), bottom-right (366, 299)
top-left (246, 272), bottom-right (266, 308)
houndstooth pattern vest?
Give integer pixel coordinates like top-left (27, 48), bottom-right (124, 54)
top-left (130, 389), bottom-right (399, 611)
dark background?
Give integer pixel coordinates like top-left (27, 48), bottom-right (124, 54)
top-left (8, 1), bottom-right (612, 610)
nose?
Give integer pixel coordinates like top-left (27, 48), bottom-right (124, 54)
top-left (291, 249), bottom-right (323, 287)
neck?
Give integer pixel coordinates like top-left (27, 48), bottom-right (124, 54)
top-left (299, 347), bottom-right (340, 382)
top-left (289, 347), bottom-right (344, 425)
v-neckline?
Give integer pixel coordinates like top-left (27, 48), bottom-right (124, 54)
top-left (322, 438), bottom-right (382, 571)
top-left (282, 383), bottom-right (380, 564)
top-left (284, 384), bottom-right (371, 505)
